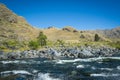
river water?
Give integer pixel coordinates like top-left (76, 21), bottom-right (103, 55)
top-left (0, 57), bottom-right (120, 80)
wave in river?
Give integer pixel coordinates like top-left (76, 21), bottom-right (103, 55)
top-left (90, 73), bottom-right (120, 77)
top-left (35, 73), bottom-right (61, 80)
top-left (1, 57), bottom-right (120, 65)
top-left (76, 65), bottom-right (84, 68)
top-left (55, 57), bottom-right (120, 64)
top-left (0, 60), bottom-right (41, 64)
top-left (1, 70), bottom-right (32, 77)
top-left (1, 70), bottom-right (61, 80)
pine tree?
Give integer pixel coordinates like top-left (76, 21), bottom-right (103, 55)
top-left (94, 34), bottom-right (100, 41)
top-left (37, 32), bottom-right (47, 46)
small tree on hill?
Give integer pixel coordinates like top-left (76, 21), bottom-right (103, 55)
top-left (94, 34), bottom-right (100, 41)
top-left (37, 32), bottom-right (47, 46)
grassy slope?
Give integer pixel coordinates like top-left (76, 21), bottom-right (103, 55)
top-left (0, 4), bottom-right (39, 42)
top-left (0, 4), bottom-right (40, 51)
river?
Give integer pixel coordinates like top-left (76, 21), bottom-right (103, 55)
top-left (0, 57), bottom-right (120, 80)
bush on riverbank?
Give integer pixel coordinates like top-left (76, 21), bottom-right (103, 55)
top-left (0, 37), bottom-right (120, 52)
top-left (0, 40), bottom-right (20, 52)
top-left (29, 40), bottom-right (39, 50)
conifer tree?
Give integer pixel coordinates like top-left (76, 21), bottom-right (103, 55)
top-left (37, 32), bottom-right (47, 46)
top-left (94, 34), bottom-right (100, 41)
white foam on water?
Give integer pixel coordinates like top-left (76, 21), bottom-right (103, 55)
top-left (54, 58), bottom-right (96, 64)
top-left (35, 73), bottom-right (61, 80)
top-left (1, 57), bottom-right (120, 65)
top-left (20, 60), bottom-right (27, 64)
top-left (100, 68), bottom-right (113, 71)
top-left (1, 60), bottom-right (27, 64)
top-left (76, 65), bottom-right (84, 68)
top-left (56, 60), bottom-right (64, 64)
top-left (109, 57), bottom-right (120, 60)
top-left (98, 61), bottom-right (103, 64)
top-left (73, 63), bottom-right (77, 65)
top-left (32, 70), bottom-right (38, 73)
top-left (90, 73), bottom-right (120, 77)
top-left (12, 70), bottom-right (31, 75)
top-left (54, 57), bottom-right (120, 64)
top-left (60, 60), bottom-right (75, 63)
top-left (0, 60), bottom-right (42, 64)
top-left (91, 66), bottom-right (96, 70)
top-left (1, 60), bottom-right (19, 64)
top-left (117, 66), bottom-right (120, 70)
top-left (1, 71), bottom-right (12, 74)
top-left (54, 59), bottom-right (75, 64)
top-left (1, 70), bottom-right (32, 75)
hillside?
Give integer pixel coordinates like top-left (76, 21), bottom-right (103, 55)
top-left (42, 26), bottom-right (109, 43)
top-left (96, 27), bottom-right (120, 41)
top-left (0, 3), bottom-right (39, 43)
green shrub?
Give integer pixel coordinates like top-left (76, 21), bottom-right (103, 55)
top-left (3, 40), bottom-right (19, 50)
top-left (57, 39), bottom-right (65, 46)
top-left (29, 40), bottom-right (39, 50)
top-left (0, 45), bottom-right (6, 50)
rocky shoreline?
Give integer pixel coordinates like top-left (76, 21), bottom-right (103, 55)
top-left (0, 46), bottom-right (120, 60)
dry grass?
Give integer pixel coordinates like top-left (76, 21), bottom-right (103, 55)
top-left (42, 27), bottom-right (110, 43)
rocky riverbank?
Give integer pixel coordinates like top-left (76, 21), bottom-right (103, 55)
top-left (0, 46), bottom-right (120, 60)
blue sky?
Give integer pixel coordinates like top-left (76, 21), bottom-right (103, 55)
top-left (0, 0), bottom-right (120, 30)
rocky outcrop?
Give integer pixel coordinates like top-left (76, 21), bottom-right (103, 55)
top-left (0, 46), bottom-right (120, 60)
top-left (62, 26), bottom-right (78, 32)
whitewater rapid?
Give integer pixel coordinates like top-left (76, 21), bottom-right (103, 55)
top-left (0, 57), bottom-right (120, 80)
